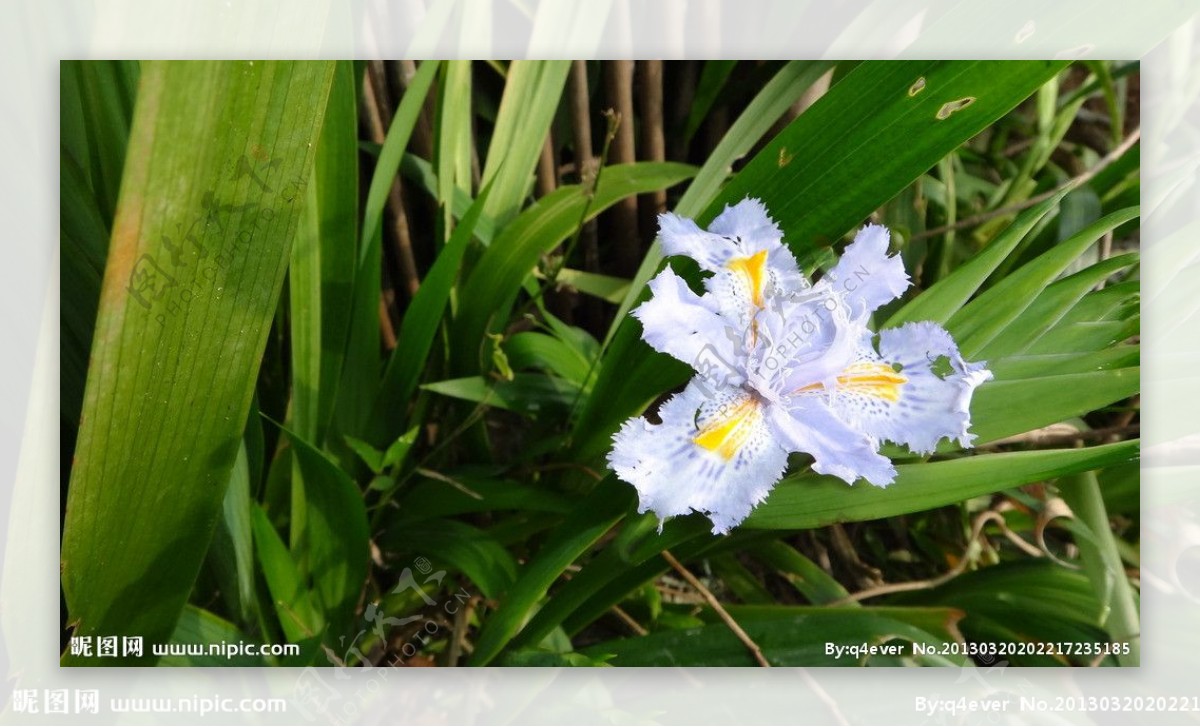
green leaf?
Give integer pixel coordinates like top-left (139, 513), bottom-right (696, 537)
top-left (382, 425), bottom-right (419, 470)
top-left (948, 207), bottom-right (1139, 357)
top-left (979, 254), bottom-right (1138, 360)
top-left (892, 560), bottom-right (1117, 666)
top-left (159, 606), bottom-right (266, 667)
top-left (343, 434), bottom-right (384, 474)
top-left (748, 541), bottom-right (851, 605)
top-left (337, 60), bottom-right (440, 439)
top-left (206, 441), bottom-right (259, 627)
top-left (1058, 470), bottom-right (1139, 665)
top-left (479, 61), bottom-right (571, 225)
top-left (510, 517), bottom-right (716, 651)
top-left (61, 61), bottom-right (335, 665)
top-left (744, 440), bottom-right (1139, 530)
top-left (546, 267), bottom-right (631, 304)
top-left (380, 519), bottom-right (518, 600)
top-left (988, 347), bottom-right (1139, 380)
top-left (277, 422), bottom-right (370, 636)
top-left (720, 61), bottom-right (1068, 263)
top-left (884, 189), bottom-right (1068, 328)
top-left (468, 478), bottom-right (635, 665)
top-left (250, 505), bottom-right (325, 646)
top-left (436, 60), bottom-right (475, 233)
top-left (682, 61), bottom-right (738, 143)
top-left (394, 474), bottom-right (573, 525)
top-left (368, 183), bottom-right (493, 443)
top-left (582, 606), bottom-right (966, 666)
top-left (289, 60), bottom-right (359, 445)
top-left (504, 331), bottom-right (594, 386)
top-left (60, 61), bottom-right (139, 430)
top-left (422, 373), bottom-right (580, 413)
top-left (453, 162), bottom-right (697, 373)
top-left (360, 60), bottom-right (441, 267)
top-left (968, 369), bottom-right (1139, 445)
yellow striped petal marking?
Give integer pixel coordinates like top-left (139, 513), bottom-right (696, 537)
top-left (726, 249), bottom-right (769, 308)
top-left (694, 396), bottom-right (763, 460)
top-left (798, 361), bottom-right (908, 402)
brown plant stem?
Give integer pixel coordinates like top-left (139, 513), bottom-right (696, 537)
top-left (604, 60), bottom-right (639, 277)
top-left (660, 549), bottom-right (771, 667)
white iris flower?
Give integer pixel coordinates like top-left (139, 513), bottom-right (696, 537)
top-left (607, 198), bottom-right (992, 534)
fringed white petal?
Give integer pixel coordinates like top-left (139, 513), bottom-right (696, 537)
top-left (764, 397), bottom-right (897, 487)
top-left (818, 224), bottom-right (910, 320)
top-left (607, 382), bottom-right (788, 534)
top-left (828, 323), bottom-right (992, 455)
top-left (632, 267), bottom-right (743, 381)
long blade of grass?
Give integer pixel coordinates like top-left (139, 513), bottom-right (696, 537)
top-left (479, 61), bottom-right (572, 225)
top-left (336, 61), bottom-right (440, 439)
top-left (289, 60), bottom-right (359, 445)
top-left (368, 183), bottom-right (494, 444)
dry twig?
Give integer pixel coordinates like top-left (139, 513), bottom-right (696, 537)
top-left (660, 549), bottom-right (771, 667)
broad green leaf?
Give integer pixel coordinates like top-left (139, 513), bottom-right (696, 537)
top-left (468, 478), bottom-right (635, 665)
top-left (718, 61), bottom-right (1068, 264)
top-left (61, 61), bottom-right (335, 665)
top-left (744, 439), bottom-right (1138, 530)
top-left (479, 61), bottom-right (571, 225)
top-left (289, 60), bottom-right (359, 445)
top-left (159, 606), bottom-right (265, 667)
top-left (1029, 320), bottom-right (1139, 356)
top-left (583, 606), bottom-right (966, 667)
top-left (988, 348), bottom-right (1139, 380)
top-left (968, 368), bottom-right (1139, 445)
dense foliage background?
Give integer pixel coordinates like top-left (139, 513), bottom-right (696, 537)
top-left (61, 60), bottom-right (1139, 666)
